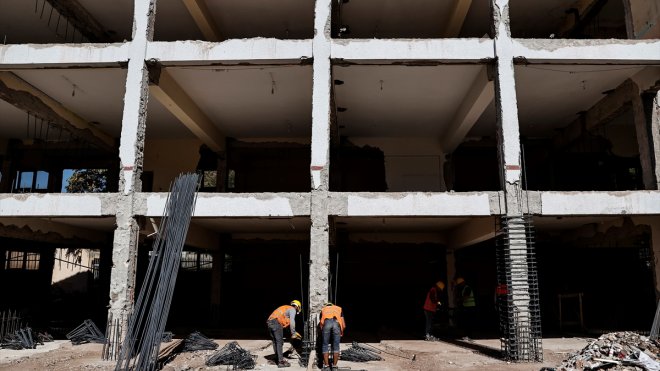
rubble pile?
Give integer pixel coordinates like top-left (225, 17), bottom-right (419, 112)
top-left (551, 332), bottom-right (660, 371)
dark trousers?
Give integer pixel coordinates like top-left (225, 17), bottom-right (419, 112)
top-left (424, 310), bottom-right (435, 336)
top-left (457, 307), bottom-right (477, 337)
top-left (267, 319), bottom-right (284, 362)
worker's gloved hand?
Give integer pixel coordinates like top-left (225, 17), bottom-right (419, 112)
top-left (292, 332), bottom-right (302, 340)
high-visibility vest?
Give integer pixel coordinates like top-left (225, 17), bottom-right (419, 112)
top-left (320, 305), bottom-right (345, 335)
top-left (268, 305), bottom-right (293, 328)
top-left (462, 286), bottom-right (476, 307)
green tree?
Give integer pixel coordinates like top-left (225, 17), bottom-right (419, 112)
top-left (65, 169), bottom-right (108, 193)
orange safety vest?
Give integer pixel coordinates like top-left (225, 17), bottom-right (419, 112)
top-left (320, 305), bottom-right (345, 335)
top-left (268, 305), bottom-right (294, 328)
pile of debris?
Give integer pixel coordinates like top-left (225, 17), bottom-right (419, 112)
top-left (548, 332), bottom-right (660, 370)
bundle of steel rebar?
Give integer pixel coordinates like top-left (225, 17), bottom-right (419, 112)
top-left (1, 327), bottom-right (36, 350)
top-left (66, 319), bottom-right (106, 345)
top-left (299, 319), bottom-right (316, 367)
top-left (162, 331), bottom-right (174, 343)
top-left (0, 309), bottom-right (23, 340)
top-left (340, 342), bottom-right (382, 362)
top-left (37, 332), bottom-right (53, 343)
top-left (182, 331), bottom-right (218, 352)
top-left (115, 173), bottom-right (200, 371)
top-left (206, 341), bottom-right (257, 369)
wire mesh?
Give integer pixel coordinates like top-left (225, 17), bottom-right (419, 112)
top-left (496, 216), bottom-right (543, 362)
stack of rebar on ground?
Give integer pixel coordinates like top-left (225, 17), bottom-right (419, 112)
top-left (1, 327), bottom-right (36, 349)
top-left (496, 216), bottom-right (543, 362)
top-left (0, 309), bottom-right (23, 340)
top-left (340, 342), bottom-right (383, 362)
top-left (206, 341), bottom-right (257, 369)
top-left (66, 319), bottom-right (106, 345)
top-left (115, 173), bottom-right (200, 371)
top-left (182, 331), bottom-right (218, 352)
top-left (161, 331), bottom-right (174, 343)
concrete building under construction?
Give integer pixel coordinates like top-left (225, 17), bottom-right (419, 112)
top-left (0, 0), bottom-right (660, 361)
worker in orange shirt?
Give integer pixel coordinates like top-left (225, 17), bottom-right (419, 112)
top-left (319, 302), bottom-right (346, 370)
top-left (267, 300), bottom-right (302, 368)
top-left (423, 281), bottom-right (445, 341)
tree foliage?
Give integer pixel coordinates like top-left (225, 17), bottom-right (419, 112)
top-left (64, 169), bottom-right (108, 193)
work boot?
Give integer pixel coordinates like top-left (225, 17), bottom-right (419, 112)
top-left (277, 360), bottom-right (291, 368)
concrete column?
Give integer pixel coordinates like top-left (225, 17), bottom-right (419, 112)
top-left (650, 91), bottom-right (660, 190)
top-left (493, 0), bottom-right (539, 360)
top-left (632, 87), bottom-right (655, 190)
top-left (308, 0), bottom-right (332, 314)
top-left (107, 0), bottom-right (155, 339)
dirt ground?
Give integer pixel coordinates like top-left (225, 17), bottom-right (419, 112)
top-left (0, 337), bottom-right (588, 370)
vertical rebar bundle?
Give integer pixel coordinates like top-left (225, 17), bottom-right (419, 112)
top-left (496, 216), bottom-right (543, 362)
top-left (115, 173), bottom-right (200, 371)
top-left (102, 312), bottom-right (123, 361)
top-left (650, 300), bottom-right (660, 340)
top-left (299, 318), bottom-right (317, 367)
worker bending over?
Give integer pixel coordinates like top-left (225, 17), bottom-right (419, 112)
top-left (319, 302), bottom-right (346, 370)
top-left (267, 300), bottom-right (302, 368)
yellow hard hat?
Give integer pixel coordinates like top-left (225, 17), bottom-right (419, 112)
top-left (324, 302), bottom-right (334, 307)
top-left (455, 277), bottom-right (465, 285)
top-left (291, 300), bottom-right (302, 309)
top-left (436, 281), bottom-right (445, 290)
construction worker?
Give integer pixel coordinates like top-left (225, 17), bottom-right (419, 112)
top-left (319, 302), bottom-right (346, 370)
top-left (454, 277), bottom-right (476, 340)
top-left (423, 281), bottom-right (445, 341)
top-left (267, 300), bottom-right (302, 368)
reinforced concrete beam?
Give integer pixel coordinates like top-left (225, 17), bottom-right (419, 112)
top-left (182, 0), bottom-right (222, 42)
top-left (327, 192), bottom-right (493, 217)
top-left (137, 192), bottom-right (311, 217)
top-left (447, 217), bottom-right (497, 249)
top-left (513, 39), bottom-right (660, 64)
top-left (0, 44), bottom-right (129, 68)
top-left (331, 39), bottom-right (494, 63)
top-left (0, 194), bottom-right (117, 217)
top-left (0, 72), bottom-right (115, 152)
top-left (146, 40), bottom-right (312, 65)
top-left (442, 0), bottom-right (472, 37)
top-left (441, 66), bottom-right (494, 153)
top-left (45, 0), bottom-right (113, 42)
top-left (539, 191), bottom-right (660, 215)
top-left (148, 65), bottom-right (225, 152)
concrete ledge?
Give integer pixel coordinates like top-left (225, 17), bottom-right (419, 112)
top-left (331, 38), bottom-right (495, 63)
top-left (137, 192), bottom-right (311, 217)
top-left (146, 39), bottom-right (313, 64)
top-left (0, 43), bottom-right (129, 67)
top-left (328, 192), bottom-right (496, 216)
top-left (0, 193), bottom-right (116, 217)
top-left (513, 39), bottom-right (660, 64)
top-left (539, 191), bottom-right (660, 215)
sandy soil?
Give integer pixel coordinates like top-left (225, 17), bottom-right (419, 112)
top-left (0, 337), bottom-right (590, 371)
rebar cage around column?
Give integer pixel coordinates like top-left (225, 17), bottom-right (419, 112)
top-left (495, 216), bottom-right (543, 362)
top-left (299, 318), bottom-right (317, 367)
